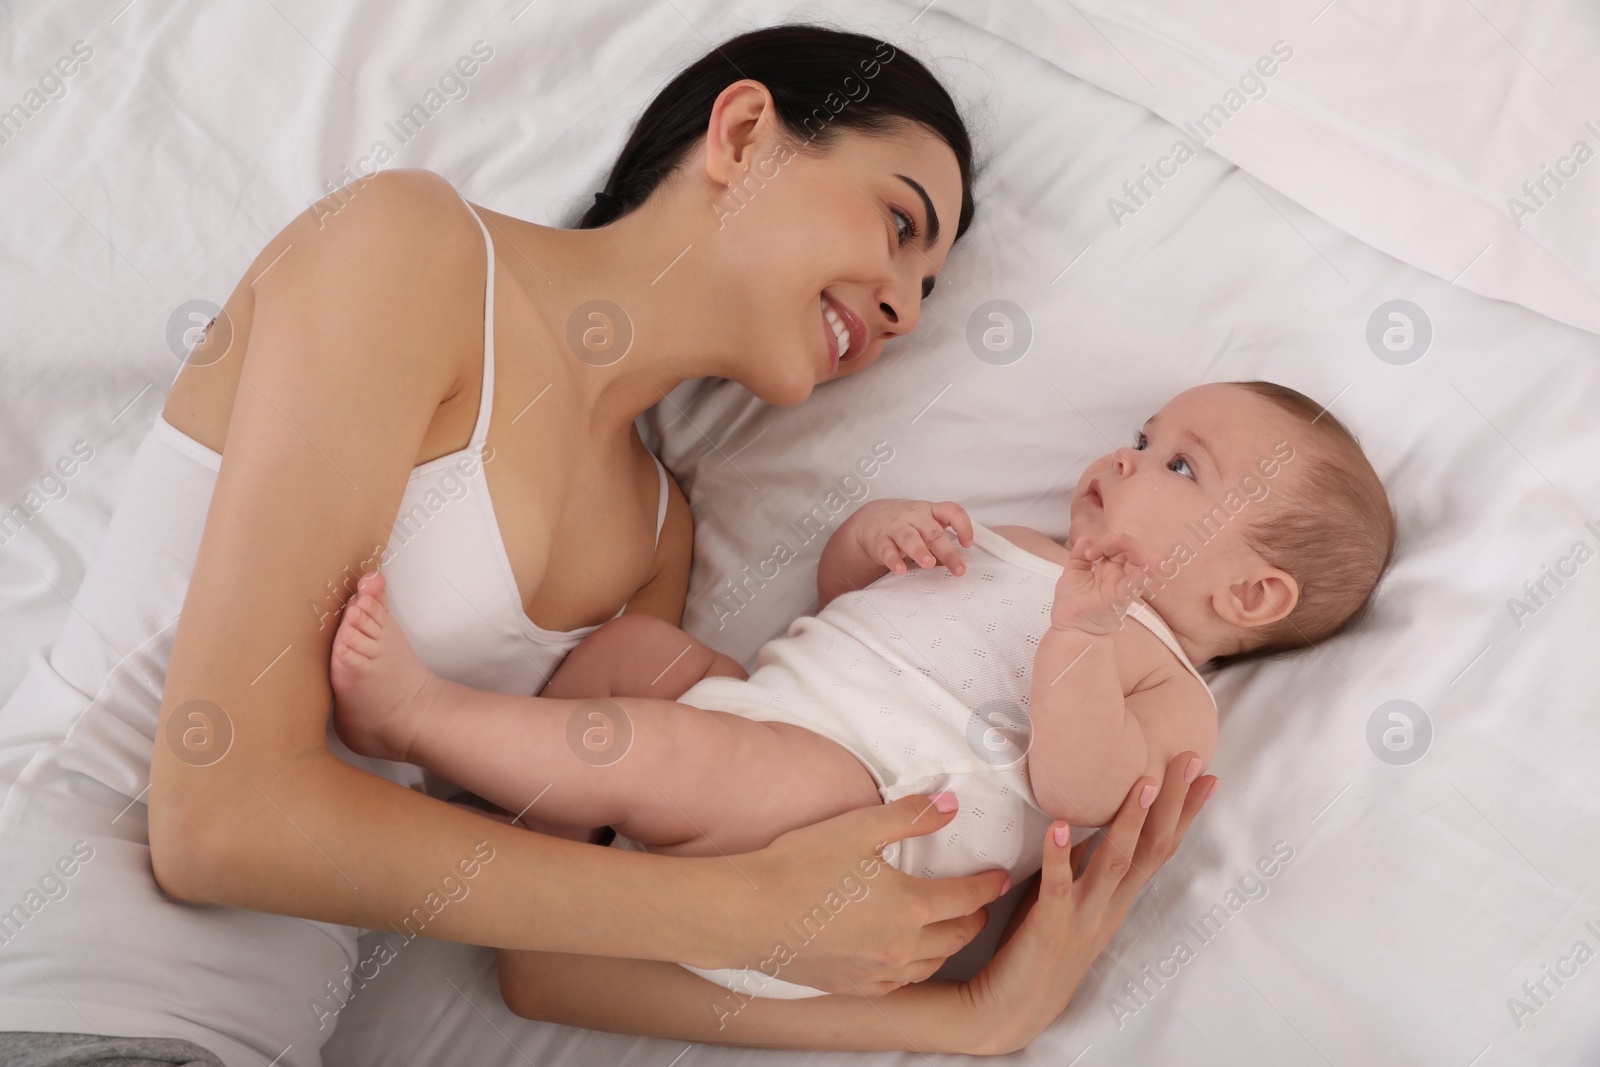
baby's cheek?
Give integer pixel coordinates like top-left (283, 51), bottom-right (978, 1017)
top-left (1111, 497), bottom-right (1171, 550)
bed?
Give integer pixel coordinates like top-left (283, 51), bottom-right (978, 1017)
top-left (3, 0), bottom-right (1598, 1063)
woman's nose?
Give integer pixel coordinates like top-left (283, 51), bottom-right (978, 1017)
top-left (874, 269), bottom-right (926, 339)
top-left (875, 293), bottom-right (915, 340)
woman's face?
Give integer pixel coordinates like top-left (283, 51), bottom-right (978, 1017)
top-left (699, 108), bottom-right (965, 407)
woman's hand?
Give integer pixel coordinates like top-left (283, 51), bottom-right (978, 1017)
top-left (958, 750), bottom-right (1217, 1055)
top-left (499, 754), bottom-right (1218, 1054)
top-left (854, 498), bottom-right (974, 577)
top-left (728, 793), bottom-right (1011, 996)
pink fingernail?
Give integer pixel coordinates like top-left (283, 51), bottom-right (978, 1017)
top-left (1184, 757), bottom-right (1201, 784)
top-left (1205, 780), bottom-right (1219, 803)
top-left (1000, 876), bottom-right (1013, 894)
top-left (1139, 784), bottom-right (1158, 809)
top-left (1052, 825), bottom-right (1070, 847)
top-left (931, 792), bottom-right (958, 814)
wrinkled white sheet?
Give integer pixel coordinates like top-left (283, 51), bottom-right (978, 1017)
top-left (2, 0), bottom-right (1597, 1064)
top-left (934, 0), bottom-right (1600, 337)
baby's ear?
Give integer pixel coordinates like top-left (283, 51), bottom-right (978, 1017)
top-left (1220, 567), bottom-right (1298, 629)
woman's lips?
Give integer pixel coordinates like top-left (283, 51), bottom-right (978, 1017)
top-left (821, 301), bottom-right (841, 375)
top-left (821, 294), bottom-right (865, 374)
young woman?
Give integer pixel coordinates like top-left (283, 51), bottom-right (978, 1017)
top-left (0, 25), bottom-right (1215, 1065)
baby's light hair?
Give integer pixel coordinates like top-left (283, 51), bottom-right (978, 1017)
top-left (1218, 380), bottom-right (1396, 663)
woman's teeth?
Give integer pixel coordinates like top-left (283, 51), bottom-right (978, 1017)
top-left (822, 299), bottom-right (850, 360)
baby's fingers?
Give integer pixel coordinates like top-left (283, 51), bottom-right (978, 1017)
top-left (1100, 530), bottom-right (1153, 569)
top-left (1074, 529), bottom-right (1150, 571)
top-left (920, 522), bottom-right (967, 576)
top-left (930, 501), bottom-right (974, 548)
top-left (890, 528), bottom-right (938, 571)
top-left (1091, 557), bottom-right (1135, 602)
top-left (875, 537), bottom-right (912, 575)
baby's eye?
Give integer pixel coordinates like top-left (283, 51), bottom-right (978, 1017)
top-left (1168, 455), bottom-right (1195, 480)
top-left (1132, 431), bottom-right (1148, 451)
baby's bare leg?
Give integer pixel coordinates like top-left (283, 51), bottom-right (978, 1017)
top-left (421, 685), bottom-right (877, 855)
top-left (331, 574), bottom-right (878, 856)
top-left (543, 613), bottom-right (748, 703)
top-left (518, 615), bottom-right (746, 841)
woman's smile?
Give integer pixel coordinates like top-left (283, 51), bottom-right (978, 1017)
top-left (821, 292), bottom-right (866, 375)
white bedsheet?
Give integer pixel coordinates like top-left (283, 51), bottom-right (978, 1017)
top-left (3, 0), bottom-right (1598, 1065)
top-left (933, 0), bottom-right (1600, 337)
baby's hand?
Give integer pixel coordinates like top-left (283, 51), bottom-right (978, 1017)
top-left (855, 499), bottom-right (974, 577)
top-left (1051, 530), bottom-right (1152, 635)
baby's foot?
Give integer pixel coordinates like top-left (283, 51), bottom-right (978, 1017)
top-left (330, 571), bottom-right (440, 763)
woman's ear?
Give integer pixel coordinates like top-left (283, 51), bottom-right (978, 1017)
top-left (1218, 566), bottom-right (1298, 630)
top-left (702, 79), bottom-right (776, 186)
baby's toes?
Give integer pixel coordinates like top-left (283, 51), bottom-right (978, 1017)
top-left (336, 616), bottom-right (379, 661)
top-left (345, 595), bottom-right (386, 641)
top-left (355, 570), bottom-right (390, 610)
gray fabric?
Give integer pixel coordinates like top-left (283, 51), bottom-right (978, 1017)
top-left (0, 1031), bottom-right (224, 1067)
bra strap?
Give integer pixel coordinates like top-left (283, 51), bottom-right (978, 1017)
top-left (458, 195), bottom-right (496, 451)
top-left (652, 455), bottom-right (670, 546)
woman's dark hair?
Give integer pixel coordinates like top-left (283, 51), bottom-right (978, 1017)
top-left (577, 24), bottom-right (977, 238)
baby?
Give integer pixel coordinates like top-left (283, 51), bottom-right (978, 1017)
top-left (329, 379), bottom-right (1394, 998)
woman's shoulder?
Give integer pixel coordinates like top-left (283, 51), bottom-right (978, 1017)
top-left (236, 167), bottom-right (486, 310)
top-left (163, 169), bottom-right (487, 454)
top-left (265, 167), bottom-right (489, 368)
top-left (303, 168), bottom-right (483, 255)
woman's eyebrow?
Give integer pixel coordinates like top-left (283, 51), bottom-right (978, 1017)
top-left (893, 173), bottom-right (940, 249)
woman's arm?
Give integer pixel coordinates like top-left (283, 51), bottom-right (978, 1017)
top-left (499, 752), bottom-right (1218, 1055)
top-left (503, 952), bottom-right (985, 1053)
top-left (146, 169), bottom-right (1006, 992)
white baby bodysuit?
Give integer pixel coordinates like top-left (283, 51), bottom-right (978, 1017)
top-left (618, 518), bottom-right (1215, 999)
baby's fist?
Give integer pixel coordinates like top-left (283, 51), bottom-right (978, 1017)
top-left (1051, 531), bottom-right (1152, 635)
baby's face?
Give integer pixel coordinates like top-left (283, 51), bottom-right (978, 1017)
top-left (1066, 384), bottom-right (1298, 591)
